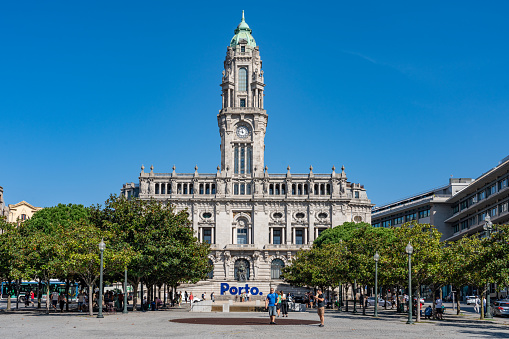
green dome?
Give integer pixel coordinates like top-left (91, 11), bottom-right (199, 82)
top-left (230, 11), bottom-right (256, 48)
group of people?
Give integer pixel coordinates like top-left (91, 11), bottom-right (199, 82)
top-left (472, 295), bottom-right (487, 314)
top-left (264, 289), bottom-right (295, 324)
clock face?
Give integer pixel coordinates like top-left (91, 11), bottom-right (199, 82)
top-left (236, 126), bottom-right (249, 138)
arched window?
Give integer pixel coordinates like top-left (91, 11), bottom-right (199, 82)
top-left (320, 184), bottom-right (325, 195)
top-left (275, 184), bottom-right (280, 195)
top-left (199, 184), bottom-right (204, 195)
top-left (155, 183), bottom-right (159, 194)
top-left (211, 184), bottom-right (216, 194)
top-left (207, 259), bottom-right (214, 279)
top-left (304, 184), bottom-right (308, 195)
top-left (177, 183), bottom-right (182, 194)
top-left (239, 68), bottom-right (248, 91)
top-left (298, 184), bottom-right (302, 195)
top-left (271, 259), bottom-right (285, 279)
top-left (281, 184), bottom-right (286, 195)
top-left (292, 184), bottom-right (296, 195)
top-left (326, 184), bottom-right (331, 195)
top-left (314, 184), bottom-right (319, 195)
top-left (234, 258), bottom-right (250, 281)
top-left (269, 184), bottom-right (274, 195)
top-left (161, 183), bottom-right (165, 194)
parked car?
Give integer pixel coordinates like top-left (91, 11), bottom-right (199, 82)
top-left (466, 296), bottom-right (477, 305)
top-left (366, 297), bottom-right (391, 307)
top-left (293, 295), bottom-right (309, 304)
top-left (492, 301), bottom-right (509, 317)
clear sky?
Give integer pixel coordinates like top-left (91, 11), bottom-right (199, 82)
top-left (1, 1), bottom-right (508, 208)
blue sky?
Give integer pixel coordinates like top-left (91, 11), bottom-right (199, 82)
top-left (1, 1), bottom-right (508, 208)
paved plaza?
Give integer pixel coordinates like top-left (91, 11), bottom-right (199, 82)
top-left (1, 304), bottom-right (509, 338)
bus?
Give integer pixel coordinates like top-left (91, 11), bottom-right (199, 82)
top-left (0, 280), bottom-right (79, 302)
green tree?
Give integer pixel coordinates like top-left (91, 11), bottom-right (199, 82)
top-left (95, 195), bottom-right (211, 310)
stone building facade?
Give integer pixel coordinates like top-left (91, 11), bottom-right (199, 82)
top-left (121, 13), bottom-right (372, 296)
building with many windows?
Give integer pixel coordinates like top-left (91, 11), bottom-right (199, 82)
top-left (120, 13), bottom-right (372, 296)
top-left (444, 156), bottom-right (509, 241)
top-left (371, 178), bottom-right (473, 240)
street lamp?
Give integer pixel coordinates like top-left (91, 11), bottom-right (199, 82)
top-left (123, 267), bottom-right (128, 314)
top-left (374, 252), bottom-right (380, 317)
top-left (405, 242), bottom-right (414, 325)
top-left (484, 215), bottom-right (493, 319)
top-left (97, 239), bottom-right (106, 319)
top-left (353, 279), bottom-right (357, 313)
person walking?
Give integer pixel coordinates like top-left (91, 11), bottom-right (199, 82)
top-left (211, 292), bottom-right (215, 303)
top-left (265, 288), bottom-right (278, 325)
top-left (184, 291), bottom-right (188, 304)
top-left (30, 290), bottom-right (35, 307)
top-left (314, 289), bottom-right (325, 327)
top-left (190, 292), bottom-right (194, 304)
top-left (51, 291), bottom-right (59, 312)
top-left (474, 295), bottom-right (480, 314)
top-left (276, 291), bottom-right (282, 317)
top-left (435, 296), bottom-right (443, 320)
top-left (58, 293), bottom-right (66, 313)
top-left (281, 291), bottom-right (289, 317)
top-left (78, 291), bottom-right (84, 312)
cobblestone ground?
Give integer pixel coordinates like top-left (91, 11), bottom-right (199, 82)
top-left (0, 308), bottom-right (508, 338)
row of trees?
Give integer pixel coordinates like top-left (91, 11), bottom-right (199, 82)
top-left (282, 221), bottom-right (509, 321)
top-left (0, 195), bottom-right (211, 315)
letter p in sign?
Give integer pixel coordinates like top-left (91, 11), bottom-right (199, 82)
top-left (220, 283), bottom-right (230, 295)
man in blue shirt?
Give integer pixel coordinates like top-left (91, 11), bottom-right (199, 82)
top-left (265, 288), bottom-right (278, 324)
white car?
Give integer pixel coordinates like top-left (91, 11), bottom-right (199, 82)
top-left (366, 297), bottom-right (391, 307)
top-left (466, 296), bottom-right (477, 305)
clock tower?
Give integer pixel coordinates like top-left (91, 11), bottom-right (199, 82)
top-left (218, 11), bottom-right (267, 177)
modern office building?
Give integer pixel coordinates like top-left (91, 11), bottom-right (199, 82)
top-left (444, 155), bottom-right (509, 241)
top-left (120, 13), bottom-right (372, 296)
top-left (371, 178), bottom-right (473, 240)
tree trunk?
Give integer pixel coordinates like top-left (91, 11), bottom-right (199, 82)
top-left (88, 285), bottom-right (94, 316)
top-left (480, 286), bottom-right (486, 320)
top-left (344, 284), bottom-right (349, 312)
top-left (416, 286), bottom-right (421, 322)
top-left (65, 279), bottom-right (70, 312)
top-left (456, 296), bottom-right (461, 315)
top-left (132, 283), bottom-right (138, 312)
top-left (46, 279), bottom-right (51, 314)
top-left (37, 279), bottom-right (41, 309)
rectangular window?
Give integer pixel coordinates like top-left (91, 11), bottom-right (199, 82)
top-left (453, 204), bottom-right (459, 213)
top-left (189, 184), bottom-right (193, 194)
top-left (453, 224), bottom-right (459, 233)
top-left (460, 201), bottom-right (468, 210)
top-left (461, 220), bottom-right (468, 230)
top-left (491, 207), bottom-right (497, 217)
top-left (317, 228), bottom-right (325, 237)
top-left (355, 191), bottom-right (359, 198)
top-left (405, 213), bottom-right (417, 222)
top-left (203, 228), bottom-right (212, 244)
top-left (234, 183), bottom-right (239, 195)
top-left (240, 184), bottom-right (245, 195)
top-left (241, 46), bottom-right (245, 53)
top-left (273, 229), bottom-right (281, 245)
top-left (234, 146), bottom-right (239, 174)
top-left (240, 98), bottom-right (246, 107)
top-left (240, 147), bottom-right (245, 174)
top-left (295, 229), bottom-right (304, 244)
top-left (419, 209), bottom-right (430, 219)
top-left (382, 220), bottom-right (391, 228)
top-left (246, 184), bottom-right (251, 195)
top-left (499, 178), bottom-right (508, 190)
top-left (499, 202), bottom-right (508, 214)
top-left (478, 191), bottom-right (486, 201)
top-left (490, 185), bottom-right (497, 195)
top-left (393, 217), bottom-right (403, 225)
top-left (478, 212), bottom-right (486, 223)
top-left (237, 228), bottom-right (247, 244)
top-left (246, 146), bottom-right (252, 174)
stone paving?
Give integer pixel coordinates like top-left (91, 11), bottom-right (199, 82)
top-left (0, 307), bottom-right (508, 338)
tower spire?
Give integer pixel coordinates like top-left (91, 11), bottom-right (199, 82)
top-left (242, 10), bottom-right (245, 21)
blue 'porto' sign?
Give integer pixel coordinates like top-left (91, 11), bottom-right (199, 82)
top-left (220, 283), bottom-right (263, 296)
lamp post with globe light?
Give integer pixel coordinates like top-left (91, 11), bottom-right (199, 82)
top-left (374, 252), bottom-right (380, 317)
top-left (406, 242), bottom-right (414, 324)
top-left (484, 214), bottom-right (494, 319)
top-left (97, 239), bottom-right (106, 318)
